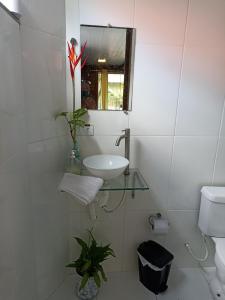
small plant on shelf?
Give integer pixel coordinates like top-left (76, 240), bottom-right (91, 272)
top-left (66, 231), bottom-right (115, 299)
top-left (55, 37), bottom-right (88, 146)
top-left (55, 38), bottom-right (88, 174)
top-left (55, 108), bottom-right (87, 145)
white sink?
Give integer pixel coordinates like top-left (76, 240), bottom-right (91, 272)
top-left (83, 154), bottom-right (129, 180)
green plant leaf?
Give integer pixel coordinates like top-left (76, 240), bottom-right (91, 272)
top-left (81, 260), bottom-right (91, 273)
top-left (93, 272), bottom-right (101, 288)
top-left (107, 248), bottom-right (116, 257)
top-left (74, 237), bottom-right (89, 251)
top-left (65, 262), bottom-right (76, 268)
top-left (55, 111), bottom-right (68, 120)
top-left (98, 265), bottom-right (107, 282)
top-left (79, 273), bottom-right (89, 291)
top-left (73, 108), bottom-right (87, 118)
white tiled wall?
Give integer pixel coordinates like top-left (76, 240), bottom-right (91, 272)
top-left (20, 1), bottom-right (69, 299)
top-left (69, 0), bottom-right (225, 272)
top-left (0, 7), bottom-right (37, 300)
top-left (0, 2), bottom-right (68, 300)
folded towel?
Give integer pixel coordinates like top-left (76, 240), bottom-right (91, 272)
top-left (59, 173), bottom-right (104, 206)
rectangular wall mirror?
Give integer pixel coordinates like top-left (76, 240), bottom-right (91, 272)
top-left (80, 25), bottom-right (135, 111)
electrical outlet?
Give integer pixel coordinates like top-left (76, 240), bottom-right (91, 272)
top-left (77, 124), bottom-right (94, 136)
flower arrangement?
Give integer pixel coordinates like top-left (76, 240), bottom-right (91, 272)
top-left (55, 38), bottom-right (88, 145)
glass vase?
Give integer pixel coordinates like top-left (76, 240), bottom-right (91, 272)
top-left (77, 277), bottom-right (99, 300)
top-left (66, 140), bottom-right (81, 175)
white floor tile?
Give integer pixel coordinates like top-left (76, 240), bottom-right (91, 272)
top-left (158, 268), bottom-right (213, 300)
top-left (48, 275), bottom-right (80, 300)
top-left (49, 269), bottom-right (213, 300)
top-left (98, 272), bottom-right (156, 300)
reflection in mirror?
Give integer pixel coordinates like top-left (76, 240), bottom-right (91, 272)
top-left (80, 25), bottom-right (135, 111)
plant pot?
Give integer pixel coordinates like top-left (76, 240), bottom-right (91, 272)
top-left (66, 141), bottom-right (81, 175)
top-left (77, 277), bottom-right (99, 300)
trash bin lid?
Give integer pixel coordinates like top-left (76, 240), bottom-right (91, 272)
top-left (137, 240), bottom-right (174, 269)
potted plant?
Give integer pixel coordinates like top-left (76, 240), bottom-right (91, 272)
top-left (66, 231), bottom-right (115, 300)
top-left (55, 38), bottom-right (88, 174)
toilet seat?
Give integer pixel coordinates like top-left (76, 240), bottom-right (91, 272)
top-left (213, 238), bottom-right (225, 266)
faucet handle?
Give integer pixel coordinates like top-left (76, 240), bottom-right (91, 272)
top-left (122, 128), bottom-right (130, 135)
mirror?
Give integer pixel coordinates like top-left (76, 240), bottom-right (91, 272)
top-left (80, 25), bottom-right (135, 111)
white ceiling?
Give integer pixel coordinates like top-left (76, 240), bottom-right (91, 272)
top-left (80, 26), bottom-right (126, 66)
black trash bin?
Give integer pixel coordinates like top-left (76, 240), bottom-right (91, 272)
top-left (137, 240), bottom-right (174, 295)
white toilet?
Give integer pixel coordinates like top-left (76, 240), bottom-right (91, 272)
top-left (198, 186), bottom-right (225, 299)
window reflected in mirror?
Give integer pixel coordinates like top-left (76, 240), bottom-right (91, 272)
top-left (80, 25), bottom-right (135, 111)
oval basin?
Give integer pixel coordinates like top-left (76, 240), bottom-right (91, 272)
top-left (83, 154), bottom-right (129, 180)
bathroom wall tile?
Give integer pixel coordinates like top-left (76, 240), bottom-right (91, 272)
top-left (32, 202), bottom-right (68, 300)
top-left (0, 155), bottom-right (38, 300)
top-left (213, 138), bottom-right (225, 184)
top-left (87, 110), bottom-right (129, 136)
top-left (0, 6), bottom-right (39, 300)
top-left (0, 15), bottom-right (24, 116)
top-left (19, 0), bottom-right (65, 38)
top-left (165, 210), bottom-right (215, 268)
top-left (21, 27), bottom-right (67, 143)
top-left (0, 2), bottom-right (68, 300)
top-left (28, 138), bottom-right (69, 300)
top-left (67, 193), bottom-right (87, 213)
top-left (28, 137), bottom-right (69, 210)
top-left (168, 137), bottom-right (217, 210)
top-left (130, 45), bottom-right (182, 135)
top-left (218, 108), bottom-right (225, 137)
top-left (21, 8), bottom-right (69, 294)
top-left (175, 47), bottom-right (225, 136)
top-left (69, 211), bottom-right (83, 262)
top-left (126, 136), bottom-right (173, 211)
top-left (0, 9), bottom-right (27, 165)
top-left (79, 136), bottom-right (124, 159)
top-left (0, 114), bottom-right (28, 167)
top-left (80, 0), bottom-right (135, 27)
top-left (123, 210), bottom-right (166, 271)
top-left (0, 270), bottom-right (17, 300)
top-left (22, 27), bottom-right (65, 142)
top-left (134, 0), bottom-right (188, 45)
top-left (186, 0), bottom-right (225, 46)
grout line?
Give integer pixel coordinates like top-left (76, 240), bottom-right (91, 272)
top-left (20, 23), bottom-right (65, 40)
top-left (136, 41), bottom-right (185, 47)
top-left (166, 0), bottom-right (190, 211)
top-left (173, 0), bottom-right (190, 137)
top-left (45, 276), bottom-right (68, 300)
top-left (87, 134), bottom-right (220, 138)
top-left (28, 134), bottom-right (68, 145)
top-left (133, 0), bottom-right (136, 28)
top-left (211, 96), bottom-right (225, 184)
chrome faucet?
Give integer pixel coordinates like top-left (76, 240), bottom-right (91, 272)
top-left (115, 128), bottom-right (130, 175)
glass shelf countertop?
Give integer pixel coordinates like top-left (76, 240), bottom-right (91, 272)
top-left (82, 168), bottom-right (149, 191)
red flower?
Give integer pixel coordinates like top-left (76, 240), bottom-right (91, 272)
top-left (67, 40), bottom-right (87, 80)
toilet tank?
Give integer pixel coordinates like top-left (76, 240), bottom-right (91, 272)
top-left (198, 186), bottom-right (225, 237)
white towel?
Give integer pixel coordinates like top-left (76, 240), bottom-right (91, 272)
top-left (59, 173), bottom-right (103, 206)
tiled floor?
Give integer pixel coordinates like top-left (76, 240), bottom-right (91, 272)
top-left (49, 268), bottom-right (213, 300)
